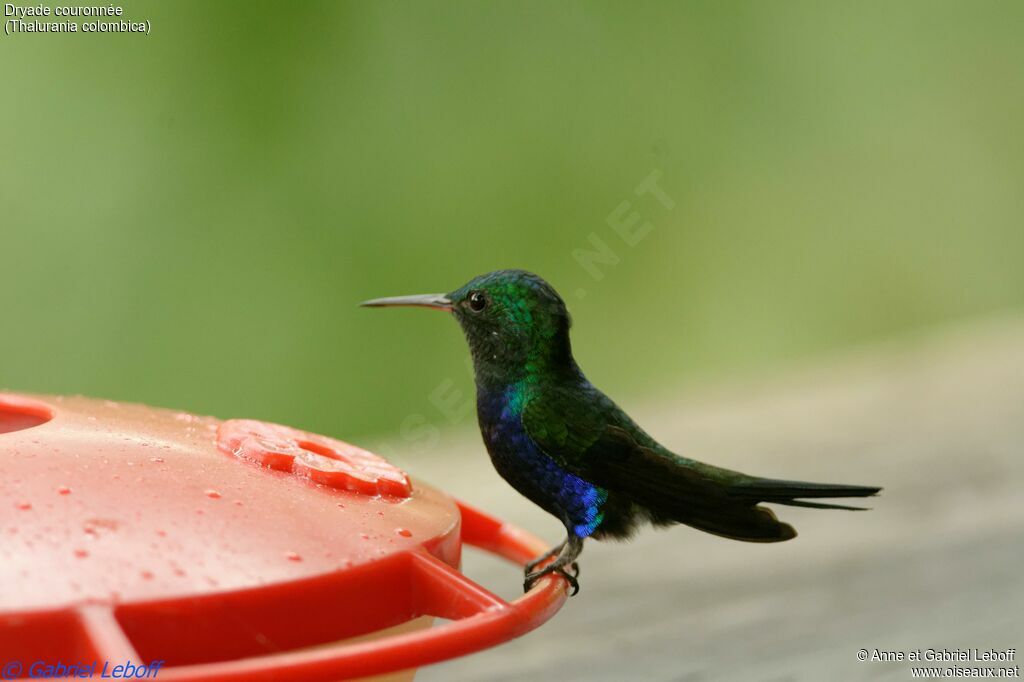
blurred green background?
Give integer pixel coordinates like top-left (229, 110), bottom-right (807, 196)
top-left (2, 1), bottom-right (1022, 443)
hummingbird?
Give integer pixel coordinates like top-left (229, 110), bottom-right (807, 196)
top-left (362, 270), bottom-right (880, 595)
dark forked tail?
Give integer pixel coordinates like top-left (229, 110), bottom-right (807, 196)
top-left (583, 426), bottom-right (881, 544)
top-left (728, 477), bottom-right (882, 511)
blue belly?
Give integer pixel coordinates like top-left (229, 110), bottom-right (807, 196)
top-left (478, 389), bottom-right (607, 538)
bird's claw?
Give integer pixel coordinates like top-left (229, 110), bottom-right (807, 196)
top-left (523, 563), bottom-right (580, 596)
top-left (524, 542), bottom-right (565, 574)
top-left (523, 535), bottom-right (583, 595)
top-left (524, 556), bottom-right (579, 578)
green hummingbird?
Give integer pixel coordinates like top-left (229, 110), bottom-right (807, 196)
top-left (362, 270), bottom-right (880, 595)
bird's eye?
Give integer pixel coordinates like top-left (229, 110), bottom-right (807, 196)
top-left (467, 291), bottom-right (488, 312)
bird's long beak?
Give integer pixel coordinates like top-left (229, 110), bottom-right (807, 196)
top-left (359, 293), bottom-right (453, 311)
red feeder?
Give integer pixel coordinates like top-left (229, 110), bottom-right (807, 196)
top-left (0, 393), bottom-right (568, 680)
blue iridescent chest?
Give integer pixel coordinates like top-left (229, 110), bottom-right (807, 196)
top-left (476, 383), bottom-right (607, 537)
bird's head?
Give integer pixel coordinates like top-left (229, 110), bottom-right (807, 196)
top-left (361, 269), bottom-right (574, 384)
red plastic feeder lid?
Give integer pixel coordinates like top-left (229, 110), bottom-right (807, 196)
top-left (0, 393), bottom-right (569, 681)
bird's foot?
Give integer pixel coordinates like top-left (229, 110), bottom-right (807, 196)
top-left (524, 540), bottom-right (566, 574)
top-left (523, 561), bottom-right (580, 596)
top-left (523, 534), bottom-right (585, 595)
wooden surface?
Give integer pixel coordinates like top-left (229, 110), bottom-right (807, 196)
top-left (391, 317), bottom-right (1024, 682)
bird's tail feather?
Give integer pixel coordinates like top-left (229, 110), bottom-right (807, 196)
top-left (661, 504), bottom-right (798, 543)
top-left (590, 428), bottom-right (880, 543)
top-left (728, 477), bottom-right (882, 511)
top-left (661, 476), bottom-right (881, 542)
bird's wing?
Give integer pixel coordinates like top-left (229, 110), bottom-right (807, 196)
top-left (518, 385), bottom-right (607, 470)
top-left (520, 386), bottom-right (736, 497)
top-left (521, 387), bottom-right (798, 542)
